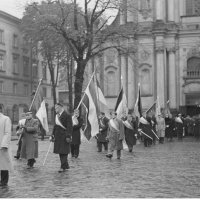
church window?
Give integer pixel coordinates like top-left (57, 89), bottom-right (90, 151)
top-left (186, 0), bottom-right (200, 16)
top-left (107, 71), bottom-right (115, 96)
top-left (140, 66), bottom-right (152, 96)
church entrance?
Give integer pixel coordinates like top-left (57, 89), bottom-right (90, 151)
top-left (186, 94), bottom-right (200, 117)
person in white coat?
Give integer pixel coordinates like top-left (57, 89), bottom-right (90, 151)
top-left (0, 105), bottom-right (13, 186)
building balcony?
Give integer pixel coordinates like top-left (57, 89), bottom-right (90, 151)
top-left (183, 70), bottom-right (200, 79)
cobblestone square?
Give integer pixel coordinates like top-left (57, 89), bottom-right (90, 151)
top-left (0, 138), bottom-right (200, 198)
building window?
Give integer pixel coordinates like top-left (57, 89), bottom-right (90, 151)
top-left (33, 62), bottom-right (38, 78)
top-left (0, 30), bottom-right (4, 43)
top-left (0, 54), bottom-right (4, 70)
top-left (24, 85), bottom-right (28, 95)
top-left (13, 83), bottom-right (17, 94)
top-left (0, 81), bottom-right (3, 92)
top-left (141, 68), bottom-right (151, 96)
top-left (12, 104), bottom-right (19, 123)
top-left (42, 62), bottom-right (47, 79)
top-left (107, 71), bottom-right (115, 96)
top-left (186, 0), bottom-right (200, 16)
top-left (23, 59), bottom-right (29, 76)
top-left (43, 87), bottom-right (47, 97)
top-left (13, 56), bottom-right (19, 74)
top-left (13, 35), bottom-right (18, 47)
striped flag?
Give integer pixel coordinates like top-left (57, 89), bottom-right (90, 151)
top-left (82, 76), bottom-right (99, 141)
top-left (114, 87), bottom-right (128, 119)
top-left (134, 83), bottom-right (142, 119)
top-left (156, 96), bottom-right (161, 117)
top-left (35, 87), bottom-right (49, 133)
top-left (146, 100), bottom-right (157, 116)
top-left (96, 79), bottom-right (110, 119)
top-left (162, 100), bottom-right (171, 117)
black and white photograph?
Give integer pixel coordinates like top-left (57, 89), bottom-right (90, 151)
top-left (0, 0), bottom-right (200, 198)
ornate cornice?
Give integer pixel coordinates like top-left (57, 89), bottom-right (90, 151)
top-left (167, 47), bottom-right (176, 53)
top-left (155, 46), bottom-right (164, 53)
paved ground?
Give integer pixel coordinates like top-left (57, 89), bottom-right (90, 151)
top-left (1, 137), bottom-right (200, 198)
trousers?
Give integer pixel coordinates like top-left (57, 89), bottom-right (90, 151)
top-left (108, 149), bottom-right (121, 158)
top-left (59, 154), bottom-right (69, 169)
top-left (97, 142), bottom-right (108, 151)
top-left (71, 144), bottom-right (80, 157)
top-left (1, 170), bottom-right (9, 184)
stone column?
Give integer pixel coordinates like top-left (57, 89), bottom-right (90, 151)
top-left (120, 0), bottom-right (126, 25)
top-left (168, 0), bottom-right (175, 22)
top-left (156, 46), bottom-right (165, 107)
top-left (127, 0), bottom-right (134, 22)
top-left (156, 0), bottom-right (164, 21)
top-left (168, 47), bottom-right (177, 109)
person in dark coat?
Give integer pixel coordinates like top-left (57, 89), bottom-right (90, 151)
top-left (51, 103), bottom-right (73, 173)
top-left (20, 111), bottom-right (39, 169)
top-left (124, 113), bottom-right (137, 152)
top-left (194, 115), bottom-right (200, 138)
top-left (165, 114), bottom-right (173, 141)
top-left (71, 109), bottom-right (83, 158)
top-left (97, 112), bottom-right (109, 152)
top-left (174, 113), bottom-right (185, 140)
top-left (138, 112), bottom-right (152, 147)
top-left (150, 114), bottom-right (157, 145)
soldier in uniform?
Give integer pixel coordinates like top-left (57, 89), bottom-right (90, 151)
top-left (50, 103), bottom-right (73, 173)
top-left (97, 112), bottom-right (109, 152)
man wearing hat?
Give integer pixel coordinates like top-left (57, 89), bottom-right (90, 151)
top-left (20, 111), bottom-right (39, 169)
top-left (51, 103), bottom-right (73, 172)
top-left (97, 112), bottom-right (109, 152)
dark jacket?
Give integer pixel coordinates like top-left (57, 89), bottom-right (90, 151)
top-left (139, 116), bottom-right (152, 139)
top-left (97, 116), bottom-right (109, 143)
top-left (52, 110), bottom-right (73, 154)
top-left (124, 120), bottom-right (137, 146)
top-left (72, 117), bottom-right (83, 145)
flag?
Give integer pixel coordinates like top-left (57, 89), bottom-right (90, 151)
top-left (146, 100), bottom-right (157, 116)
top-left (134, 83), bottom-right (142, 119)
top-left (96, 79), bottom-right (110, 119)
top-left (82, 76), bottom-right (99, 141)
top-left (35, 87), bottom-right (49, 133)
top-left (156, 96), bottom-right (161, 117)
top-left (114, 87), bottom-right (128, 119)
top-left (162, 100), bottom-right (171, 117)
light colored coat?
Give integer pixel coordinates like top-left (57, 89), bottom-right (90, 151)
top-left (156, 117), bottom-right (165, 137)
top-left (0, 113), bottom-right (13, 170)
top-left (20, 118), bottom-right (39, 159)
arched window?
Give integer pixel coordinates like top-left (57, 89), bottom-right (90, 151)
top-left (12, 104), bottom-right (19, 123)
top-left (107, 71), bottom-right (115, 96)
top-left (186, 0), bottom-right (200, 16)
top-left (141, 69), bottom-right (151, 95)
top-left (187, 57), bottom-right (200, 70)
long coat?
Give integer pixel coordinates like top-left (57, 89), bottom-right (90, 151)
top-left (97, 116), bottom-right (109, 143)
top-left (52, 110), bottom-right (73, 154)
top-left (0, 113), bottom-right (13, 171)
top-left (124, 120), bottom-right (137, 146)
top-left (174, 117), bottom-right (184, 135)
top-left (151, 117), bottom-right (157, 139)
top-left (20, 118), bottom-right (39, 159)
top-left (71, 117), bottom-right (83, 145)
top-left (107, 118), bottom-right (125, 151)
top-left (156, 117), bottom-right (165, 137)
top-left (165, 117), bottom-right (173, 138)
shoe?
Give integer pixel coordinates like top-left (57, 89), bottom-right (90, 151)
top-left (14, 156), bottom-right (20, 159)
top-left (74, 155), bottom-right (78, 158)
top-left (0, 183), bottom-right (8, 186)
top-left (27, 165), bottom-right (34, 169)
top-left (106, 154), bottom-right (113, 158)
top-left (97, 150), bottom-right (102, 152)
top-left (58, 168), bottom-right (65, 173)
top-left (117, 157), bottom-right (120, 159)
top-left (129, 149), bottom-right (132, 152)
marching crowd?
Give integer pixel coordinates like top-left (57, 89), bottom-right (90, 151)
top-left (0, 103), bottom-right (200, 187)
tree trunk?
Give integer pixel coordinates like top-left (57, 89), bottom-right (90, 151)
top-left (74, 60), bottom-right (86, 109)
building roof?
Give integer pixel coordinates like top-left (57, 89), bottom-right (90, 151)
top-left (0, 10), bottom-right (20, 24)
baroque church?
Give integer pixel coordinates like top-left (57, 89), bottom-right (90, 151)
top-left (85, 0), bottom-right (200, 117)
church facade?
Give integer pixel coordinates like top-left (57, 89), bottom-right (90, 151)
top-left (87, 0), bottom-right (200, 117)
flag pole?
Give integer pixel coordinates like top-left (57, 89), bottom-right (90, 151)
top-left (76, 71), bottom-right (96, 110)
top-left (145, 100), bottom-right (157, 114)
top-left (29, 78), bottom-right (43, 110)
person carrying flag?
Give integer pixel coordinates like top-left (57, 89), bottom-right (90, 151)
top-left (138, 112), bottom-right (152, 147)
top-left (124, 112), bottom-right (137, 152)
top-left (174, 113), bottom-right (185, 140)
top-left (106, 111), bottom-right (125, 159)
top-left (97, 112), bottom-right (109, 152)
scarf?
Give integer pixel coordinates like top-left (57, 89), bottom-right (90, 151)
top-left (109, 119), bottom-right (119, 132)
top-left (55, 114), bottom-right (67, 130)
